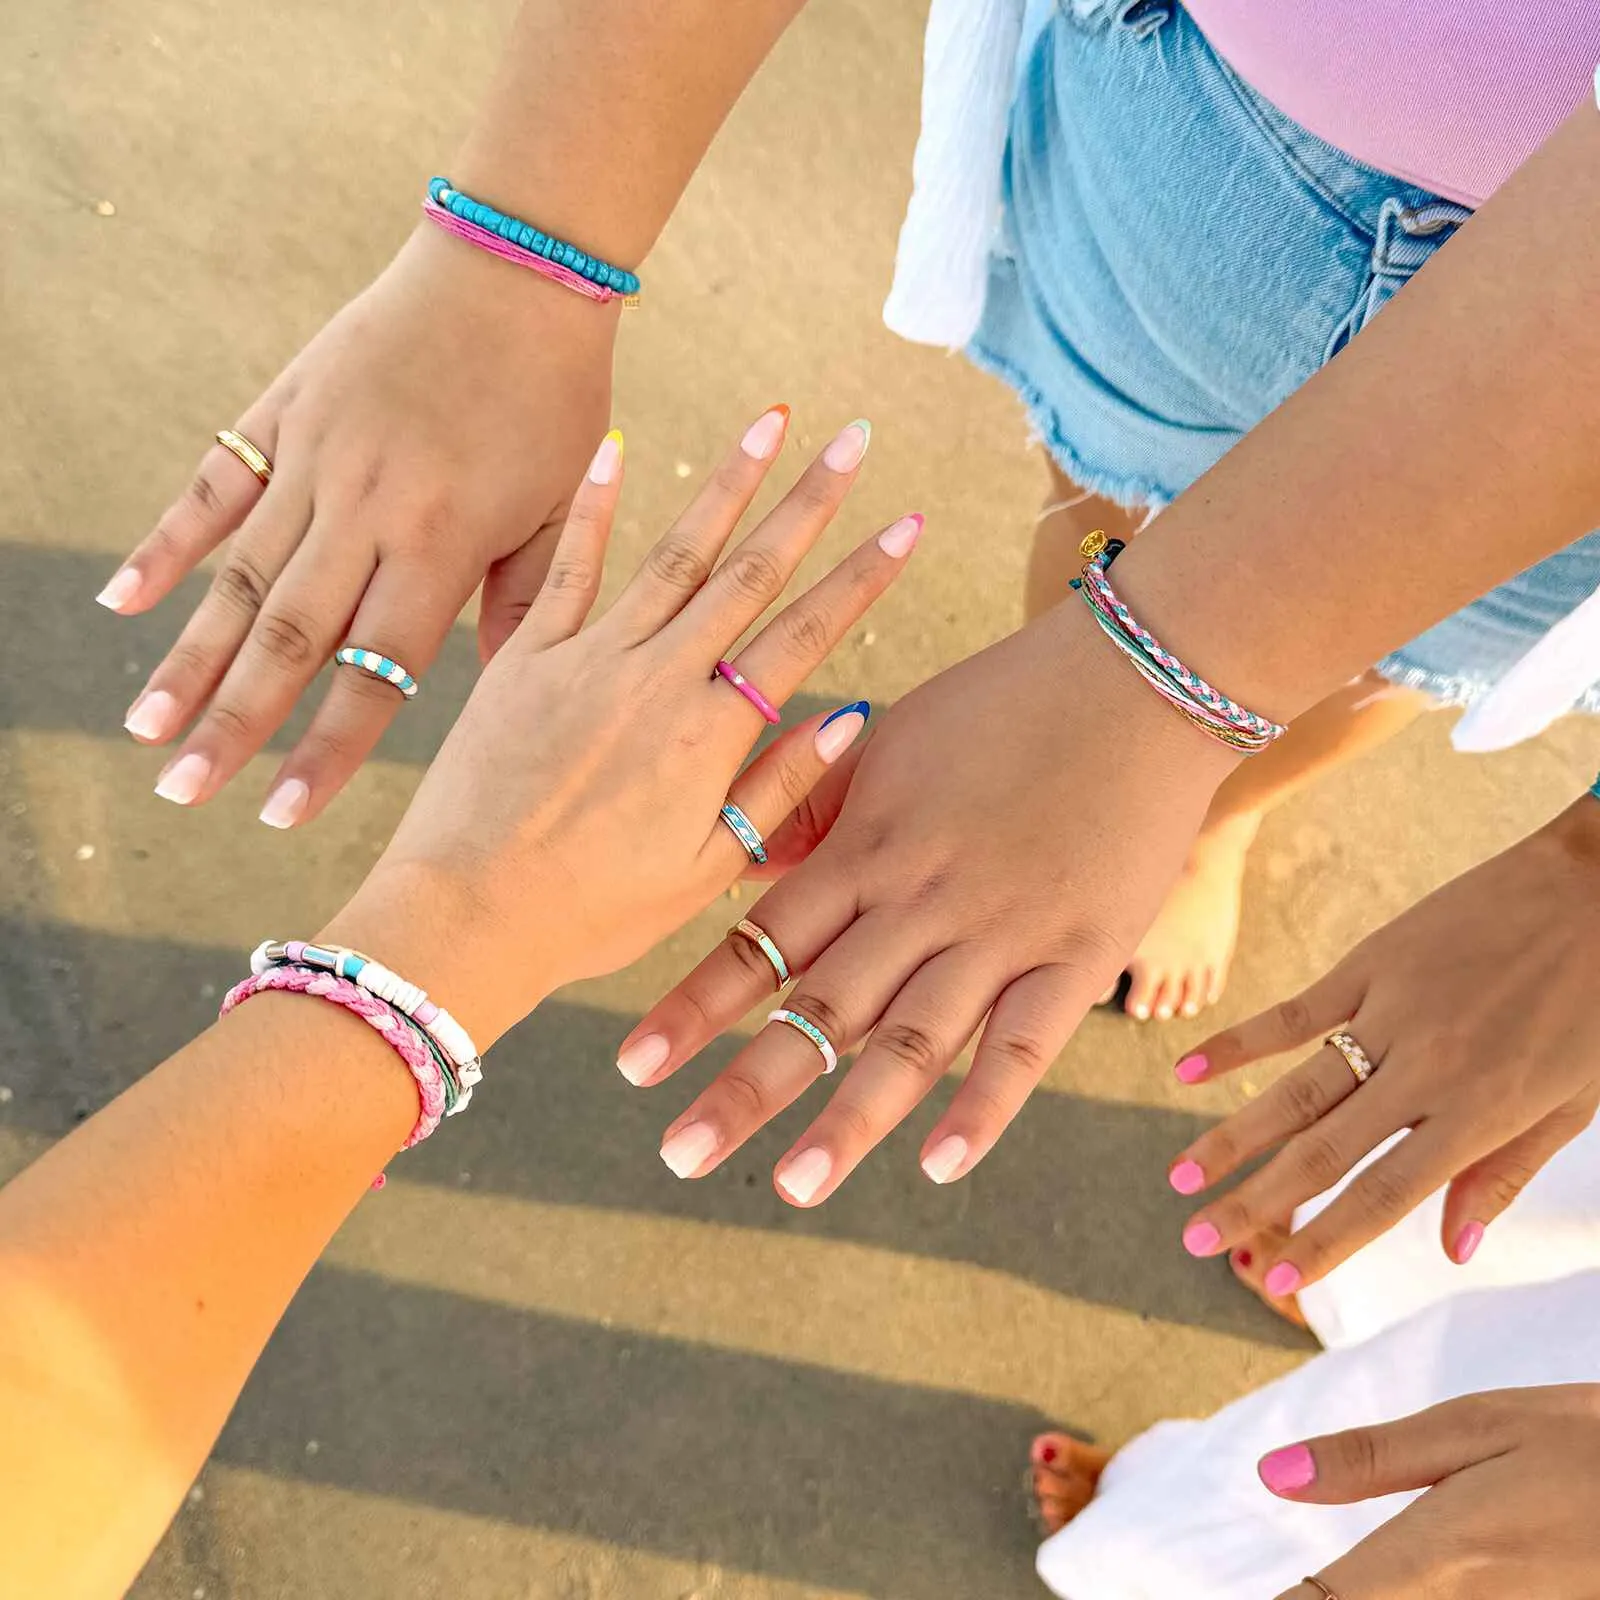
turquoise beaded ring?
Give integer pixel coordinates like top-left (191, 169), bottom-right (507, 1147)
top-left (335, 645), bottom-right (419, 700)
top-left (768, 1008), bottom-right (839, 1075)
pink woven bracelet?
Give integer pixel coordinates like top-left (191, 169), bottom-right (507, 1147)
top-left (220, 966), bottom-right (447, 1188)
top-left (422, 197), bottom-right (626, 304)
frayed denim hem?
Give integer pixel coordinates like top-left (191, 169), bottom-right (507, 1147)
top-left (966, 337), bottom-right (1173, 513)
top-left (1374, 651), bottom-right (1600, 715)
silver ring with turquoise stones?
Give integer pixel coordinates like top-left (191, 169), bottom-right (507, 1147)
top-left (335, 645), bottom-right (419, 699)
top-left (768, 1008), bottom-right (838, 1074)
top-left (718, 801), bottom-right (767, 865)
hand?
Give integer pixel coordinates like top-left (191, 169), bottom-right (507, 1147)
top-left (323, 411), bottom-right (920, 1045)
top-left (1165, 795), bottom-right (1600, 1292)
top-left (1265, 1385), bottom-right (1600, 1599)
top-left (101, 224), bottom-right (618, 826)
top-left (619, 604), bottom-right (1242, 1203)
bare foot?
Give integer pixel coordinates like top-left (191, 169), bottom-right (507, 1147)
top-left (1229, 1225), bottom-right (1309, 1330)
top-left (1029, 1433), bottom-right (1114, 1535)
top-left (1120, 813), bottom-right (1260, 1020)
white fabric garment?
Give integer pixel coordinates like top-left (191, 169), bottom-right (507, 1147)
top-left (1033, 1117), bottom-right (1600, 1597)
top-left (886, 14), bottom-right (1600, 749)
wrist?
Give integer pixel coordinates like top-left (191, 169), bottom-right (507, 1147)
top-left (1541, 786), bottom-right (1600, 879)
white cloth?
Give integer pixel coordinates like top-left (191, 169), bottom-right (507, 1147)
top-left (1034, 1118), bottom-right (1600, 1597)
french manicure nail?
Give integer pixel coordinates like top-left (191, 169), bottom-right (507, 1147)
top-left (877, 512), bottom-right (923, 558)
top-left (1175, 1053), bottom-right (1208, 1084)
top-left (1454, 1220), bottom-right (1485, 1264)
top-left (815, 702), bottom-right (870, 763)
top-left (587, 428), bottom-right (624, 485)
top-left (258, 778), bottom-right (310, 830)
top-left (1131, 1003), bottom-right (1151, 1022)
top-left (1264, 1261), bottom-right (1303, 1298)
top-left (1168, 1158), bottom-right (1206, 1196)
top-left (617, 1032), bottom-right (670, 1087)
top-left (740, 404), bottom-right (790, 461)
top-left (96, 567), bottom-right (142, 612)
top-left (822, 418), bottom-right (871, 474)
top-left (659, 1120), bottom-right (718, 1179)
top-left (1183, 1219), bottom-right (1223, 1257)
top-left (154, 752), bottom-right (211, 806)
top-left (124, 689), bottom-right (180, 743)
top-left (1155, 1003), bottom-right (1174, 1021)
top-left (922, 1133), bottom-right (968, 1185)
top-left (1258, 1443), bottom-right (1317, 1496)
top-left (777, 1146), bottom-right (833, 1205)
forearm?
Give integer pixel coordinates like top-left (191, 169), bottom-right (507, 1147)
top-left (1116, 99), bottom-right (1600, 722)
top-left (450, 0), bottom-right (811, 268)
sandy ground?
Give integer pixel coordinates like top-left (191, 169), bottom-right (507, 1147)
top-left (2, 2), bottom-right (1596, 1596)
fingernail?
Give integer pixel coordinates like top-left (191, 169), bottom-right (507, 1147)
top-left (124, 689), bottom-right (180, 742)
top-left (740, 404), bottom-right (790, 461)
top-left (1454, 1221), bottom-right (1485, 1264)
top-left (96, 567), bottom-right (142, 612)
top-left (1183, 1219), bottom-right (1223, 1257)
top-left (922, 1133), bottom-right (969, 1185)
top-left (1174, 1053), bottom-right (1208, 1084)
top-left (877, 512), bottom-right (923, 558)
top-left (776, 1146), bottom-right (833, 1205)
top-left (1168, 1158), bottom-right (1205, 1196)
top-left (617, 1032), bottom-right (670, 1087)
top-left (815, 701), bottom-right (870, 763)
top-left (587, 428), bottom-right (624, 485)
top-left (659, 1120), bottom-right (718, 1179)
top-left (1258, 1443), bottom-right (1317, 1496)
top-left (1264, 1261), bottom-right (1302, 1298)
top-left (258, 777), bottom-right (309, 830)
top-left (153, 752), bottom-right (210, 806)
top-left (822, 418), bottom-right (871, 474)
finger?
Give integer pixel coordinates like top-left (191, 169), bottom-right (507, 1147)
top-left (257, 556), bottom-right (476, 827)
top-left (99, 403), bottom-right (282, 615)
top-left (615, 857), bottom-right (859, 1088)
top-left (126, 475), bottom-right (312, 754)
top-left (772, 948), bottom-right (998, 1205)
top-left (1257, 1392), bottom-right (1518, 1505)
top-left (478, 518), bottom-right (566, 662)
top-left (608, 404), bottom-right (792, 641)
top-left (513, 430), bottom-right (623, 652)
top-left (1170, 1041), bottom-right (1370, 1196)
top-left (752, 739), bottom-right (861, 879)
top-left (1174, 961), bottom-right (1368, 1085)
top-left (656, 911), bottom-right (934, 1181)
top-left (922, 962), bottom-right (1106, 1181)
top-left (148, 521), bottom-right (374, 807)
top-left (1441, 1091), bottom-right (1600, 1264)
top-left (665, 417), bottom-right (873, 653)
top-left (711, 511), bottom-right (922, 726)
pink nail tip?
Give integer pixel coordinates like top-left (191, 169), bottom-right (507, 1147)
top-left (1258, 1444), bottom-right (1317, 1496)
top-left (1174, 1053), bottom-right (1208, 1084)
top-left (1454, 1221), bottom-right (1486, 1264)
top-left (1182, 1219), bottom-right (1223, 1257)
top-left (1264, 1262), bottom-right (1303, 1298)
top-left (1168, 1159), bottom-right (1206, 1196)
top-left (877, 512), bottom-right (924, 558)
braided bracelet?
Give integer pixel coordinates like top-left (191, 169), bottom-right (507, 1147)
top-left (220, 966), bottom-right (448, 1187)
top-left (1072, 532), bottom-right (1286, 754)
top-left (426, 177), bottom-right (640, 305)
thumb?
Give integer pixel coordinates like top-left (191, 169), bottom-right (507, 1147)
top-left (478, 517), bottom-right (566, 663)
top-left (1258, 1394), bottom-right (1516, 1505)
top-left (745, 735), bottom-right (864, 880)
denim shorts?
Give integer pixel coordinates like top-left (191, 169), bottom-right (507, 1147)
top-left (968, 0), bottom-right (1600, 710)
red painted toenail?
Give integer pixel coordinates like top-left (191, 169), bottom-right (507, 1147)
top-left (1041, 1444), bottom-right (1058, 1465)
top-left (1234, 1249), bottom-right (1253, 1268)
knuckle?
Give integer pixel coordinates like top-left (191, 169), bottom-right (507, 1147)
top-left (162, 639), bottom-right (219, 689)
top-left (718, 1067), bottom-right (771, 1122)
top-left (872, 1021), bottom-right (946, 1079)
top-left (725, 930), bottom-right (777, 986)
top-left (1290, 1131), bottom-right (1349, 1193)
top-left (829, 1096), bottom-right (877, 1147)
top-left (1272, 995), bottom-right (1314, 1046)
top-left (721, 546), bottom-right (786, 606)
top-left (776, 602), bottom-right (832, 660)
top-left (981, 1029), bottom-right (1049, 1083)
top-left (212, 553), bottom-right (273, 618)
top-left (1479, 1161), bottom-right (1538, 1215)
top-left (254, 608), bottom-right (318, 669)
top-left (544, 557), bottom-right (598, 597)
top-left (789, 473), bottom-right (839, 519)
top-left (186, 469), bottom-right (225, 518)
top-left (1279, 1069), bottom-right (1334, 1131)
top-left (1053, 923), bottom-right (1126, 984)
top-left (647, 538), bottom-right (710, 592)
top-left (1350, 1160), bottom-right (1416, 1224)
top-left (789, 992), bottom-right (847, 1044)
top-left (773, 753), bottom-right (812, 805)
top-left (710, 462), bottom-right (750, 501)
top-left (1333, 1425), bottom-right (1383, 1489)
top-left (203, 699), bottom-right (257, 745)
top-left (355, 456), bottom-right (386, 509)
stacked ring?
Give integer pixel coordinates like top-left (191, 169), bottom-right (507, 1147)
top-left (718, 802), bottom-right (767, 865)
top-left (335, 646), bottom-right (419, 700)
top-left (216, 428), bottom-right (273, 486)
top-left (1326, 1029), bottom-right (1376, 1085)
top-left (714, 660), bottom-right (782, 725)
top-left (731, 918), bottom-right (790, 988)
top-left (768, 1008), bottom-right (838, 1074)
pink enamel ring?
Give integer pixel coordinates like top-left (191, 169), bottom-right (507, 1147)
top-left (714, 659), bottom-right (781, 725)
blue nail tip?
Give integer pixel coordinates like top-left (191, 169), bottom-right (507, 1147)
top-left (821, 700), bottom-right (871, 728)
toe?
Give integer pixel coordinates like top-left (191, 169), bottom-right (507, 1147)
top-left (1124, 964), bottom-right (1160, 1022)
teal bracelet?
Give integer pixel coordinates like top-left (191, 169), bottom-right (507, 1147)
top-left (427, 176), bottom-right (641, 297)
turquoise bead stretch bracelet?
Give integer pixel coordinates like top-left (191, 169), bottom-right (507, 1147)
top-left (428, 176), bottom-right (641, 297)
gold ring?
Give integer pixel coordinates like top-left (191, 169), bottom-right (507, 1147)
top-left (216, 428), bottom-right (273, 486)
top-left (730, 919), bottom-right (790, 989)
top-left (1326, 1029), bottom-right (1376, 1085)
top-left (1302, 1579), bottom-right (1340, 1600)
